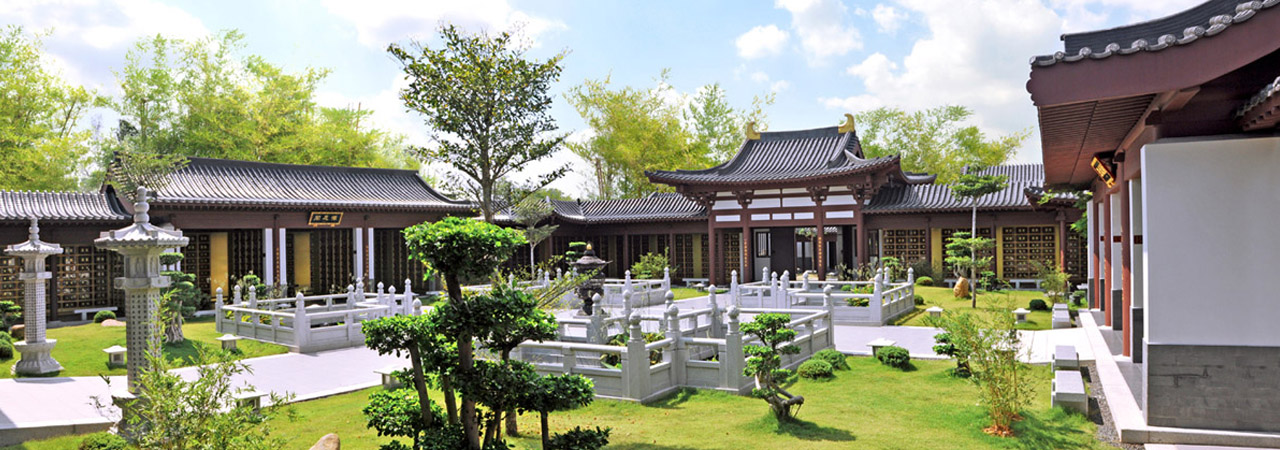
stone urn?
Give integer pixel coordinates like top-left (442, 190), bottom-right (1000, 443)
top-left (568, 243), bottom-right (609, 316)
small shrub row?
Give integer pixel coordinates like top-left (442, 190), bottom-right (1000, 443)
top-left (876, 345), bottom-right (911, 369)
top-left (79, 432), bottom-right (127, 450)
top-left (93, 310), bottom-right (116, 323)
top-left (915, 276), bottom-right (934, 286)
top-left (548, 426), bottom-right (611, 450)
top-left (813, 348), bottom-right (850, 370)
top-left (798, 359), bottom-right (834, 380)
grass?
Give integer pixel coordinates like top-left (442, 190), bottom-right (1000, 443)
top-left (670, 287), bottom-right (725, 301)
top-left (891, 286), bottom-right (1058, 330)
top-left (0, 317), bottom-right (288, 378)
top-left (3, 356), bottom-right (1109, 450)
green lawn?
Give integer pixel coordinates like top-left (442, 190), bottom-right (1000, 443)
top-left (4, 356), bottom-right (1109, 450)
top-left (670, 287), bottom-right (726, 301)
top-left (0, 317), bottom-right (288, 378)
top-left (892, 286), bottom-right (1058, 330)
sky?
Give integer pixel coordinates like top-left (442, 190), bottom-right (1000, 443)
top-left (1, 0), bottom-right (1205, 197)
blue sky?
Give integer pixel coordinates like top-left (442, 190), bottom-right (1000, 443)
top-left (2, 0), bottom-right (1204, 196)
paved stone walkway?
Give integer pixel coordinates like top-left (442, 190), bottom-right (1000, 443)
top-left (0, 295), bottom-right (1093, 444)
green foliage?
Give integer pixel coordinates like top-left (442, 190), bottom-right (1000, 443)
top-left (601, 331), bottom-right (665, 366)
top-left (797, 359), bottom-right (835, 380)
top-left (880, 256), bottom-right (902, 281)
top-left (364, 388), bottom-right (440, 438)
top-left (742, 313), bottom-right (803, 420)
top-left (930, 331), bottom-right (972, 378)
top-left (915, 276), bottom-right (934, 286)
top-left (522, 374), bottom-right (597, 450)
top-left (1031, 261), bottom-right (1071, 303)
top-left (93, 310), bottom-right (116, 323)
top-left (926, 309), bottom-right (1034, 434)
top-left (844, 297), bottom-right (870, 307)
top-left (470, 282), bottom-right (558, 358)
top-left (629, 252), bottom-right (670, 279)
top-left (944, 232), bottom-right (994, 304)
top-left (1028, 299), bottom-right (1048, 311)
top-left (511, 197), bottom-right (559, 273)
top-left (403, 217), bottom-right (526, 291)
top-left (876, 345), bottom-right (911, 369)
top-left (813, 348), bottom-right (850, 371)
top-left (855, 106), bottom-right (1025, 183)
top-left (908, 259), bottom-right (935, 281)
top-left (99, 30), bottom-right (412, 192)
top-left (951, 174), bottom-right (1009, 201)
top-left (547, 426), bottom-right (611, 450)
top-left (978, 271), bottom-right (1006, 291)
top-left (915, 295), bottom-right (926, 306)
top-left (390, 25), bottom-right (567, 221)
top-left (0, 26), bottom-right (106, 191)
top-left (0, 300), bottom-right (21, 330)
top-left (0, 338), bottom-right (13, 360)
top-left (564, 241), bottom-right (587, 261)
top-left (77, 432), bottom-right (127, 450)
top-left (0, 331), bottom-right (10, 343)
top-left (161, 252), bottom-right (203, 344)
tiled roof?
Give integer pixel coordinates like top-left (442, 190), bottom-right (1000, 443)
top-left (0, 191), bottom-right (130, 223)
top-left (1031, 0), bottom-right (1278, 67)
top-left (496, 193), bottom-right (706, 225)
top-left (865, 164), bottom-right (1050, 214)
top-left (647, 126), bottom-right (931, 186)
top-left (149, 158), bottom-right (473, 212)
top-left (1236, 75), bottom-right (1280, 129)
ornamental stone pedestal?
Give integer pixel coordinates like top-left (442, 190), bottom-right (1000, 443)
top-left (4, 219), bottom-right (64, 375)
top-left (95, 187), bottom-right (188, 392)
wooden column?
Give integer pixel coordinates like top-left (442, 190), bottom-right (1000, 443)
top-left (1120, 165), bottom-right (1133, 357)
top-left (741, 224), bottom-right (751, 283)
top-left (623, 232), bottom-right (631, 271)
top-left (707, 221), bottom-right (717, 285)
top-left (815, 204), bottom-right (826, 277)
top-left (1102, 193), bottom-right (1112, 327)
top-left (1056, 211), bottom-right (1068, 272)
top-left (854, 197), bottom-right (868, 267)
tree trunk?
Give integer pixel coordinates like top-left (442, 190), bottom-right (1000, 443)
top-left (165, 313), bottom-right (185, 344)
top-left (529, 243), bottom-right (536, 277)
top-left (971, 201), bottom-right (978, 308)
top-left (503, 348), bottom-right (519, 436)
top-left (407, 346), bottom-right (435, 429)
top-left (441, 373), bottom-right (458, 424)
top-left (447, 272), bottom-right (481, 450)
top-left (541, 411), bottom-right (550, 449)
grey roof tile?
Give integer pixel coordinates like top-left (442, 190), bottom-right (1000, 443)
top-left (0, 191), bottom-right (130, 223)
top-left (865, 164), bottom-right (1051, 214)
top-left (150, 158), bottom-right (473, 212)
top-left (1031, 0), bottom-right (1278, 67)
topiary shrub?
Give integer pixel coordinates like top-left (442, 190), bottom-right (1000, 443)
top-left (0, 331), bottom-right (11, 343)
top-left (813, 348), bottom-right (849, 370)
top-left (0, 339), bottom-right (13, 360)
top-left (797, 359), bottom-right (835, 380)
top-left (547, 426), bottom-right (611, 450)
top-left (78, 432), bottom-right (127, 450)
top-left (876, 345), bottom-right (911, 369)
top-left (915, 276), bottom-right (934, 286)
top-left (93, 310), bottom-right (116, 323)
top-left (844, 297), bottom-right (870, 307)
top-left (914, 295), bottom-right (925, 306)
top-left (1029, 299), bottom-right (1049, 311)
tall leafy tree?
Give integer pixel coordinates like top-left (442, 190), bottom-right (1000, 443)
top-left (950, 173), bottom-right (1007, 306)
top-left (98, 30), bottom-right (413, 192)
top-left (390, 25), bottom-right (568, 222)
top-left (855, 106), bottom-right (1025, 183)
top-left (687, 83), bottom-right (774, 164)
top-left (511, 197), bottom-right (559, 274)
top-left (0, 26), bottom-right (105, 191)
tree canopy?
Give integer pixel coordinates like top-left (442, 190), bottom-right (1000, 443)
top-left (567, 71), bottom-right (772, 199)
top-left (0, 26), bottom-right (106, 191)
top-left (391, 25), bottom-right (568, 222)
top-left (854, 106), bottom-right (1026, 183)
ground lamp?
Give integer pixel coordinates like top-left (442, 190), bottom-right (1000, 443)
top-left (5, 219), bottom-right (64, 375)
top-left (569, 242), bottom-right (609, 316)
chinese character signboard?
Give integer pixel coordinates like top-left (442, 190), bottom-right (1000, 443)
top-left (1090, 156), bottom-right (1116, 189)
top-left (308, 212), bottom-right (343, 227)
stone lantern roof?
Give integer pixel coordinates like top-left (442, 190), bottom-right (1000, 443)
top-left (4, 218), bottom-right (63, 257)
top-left (95, 187), bottom-right (189, 250)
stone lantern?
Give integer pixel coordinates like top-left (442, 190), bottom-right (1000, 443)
top-left (95, 187), bottom-right (188, 392)
top-left (568, 242), bottom-right (609, 316)
top-left (4, 218), bottom-right (64, 375)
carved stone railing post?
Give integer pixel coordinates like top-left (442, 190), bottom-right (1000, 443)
top-left (708, 284), bottom-right (723, 338)
top-left (589, 293), bottom-right (604, 344)
top-left (729, 270), bottom-right (739, 307)
top-left (721, 306), bottom-right (744, 391)
top-left (823, 285), bottom-right (836, 347)
top-left (625, 312), bottom-right (650, 400)
top-left (666, 303), bottom-right (686, 387)
top-left (662, 267), bottom-right (671, 292)
top-left (294, 292), bottom-right (309, 351)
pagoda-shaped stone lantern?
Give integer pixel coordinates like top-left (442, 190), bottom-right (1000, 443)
top-left (569, 242), bottom-right (609, 316)
top-left (95, 187), bottom-right (188, 391)
top-left (4, 218), bottom-right (64, 375)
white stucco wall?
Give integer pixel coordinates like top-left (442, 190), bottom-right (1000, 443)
top-left (1143, 136), bottom-right (1280, 347)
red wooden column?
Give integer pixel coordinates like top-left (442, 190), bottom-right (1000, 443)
top-left (1102, 193), bottom-right (1113, 327)
top-left (854, 201), bottom-right (868, 267)
top-left (815, 198), bottom-right (826, 277)
top-left (1120, 164), bottom-right (1133, 356)
top-left (741, 224), bottom-right (751, 282)
top-left (707, 220), bottom-right (718, 285)
top-left (1056, 210), bottom-right (1068, 272)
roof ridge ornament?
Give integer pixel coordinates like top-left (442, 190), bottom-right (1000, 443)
top-left (745, 121), bottom-right (761, 140)
top-left (837, 113), bottom-right (856, 133)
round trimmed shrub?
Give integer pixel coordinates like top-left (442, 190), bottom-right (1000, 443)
top-left (914, 295), bottom-right (925, 305)
top-left (876, 345), bottom-right (911, 369)
top-left (0, 339), bottom-right (13, 360)
top-left (93, 310), bottom-right (116, 323)
top-left (0, 331), bottom-right (11, 343)
top-left (798, 359), bottom-right (834, 380)
top-left (1029, 299), bottom-right (1049, 311)
top-left (915, 276), bottom-right (934, 286)
top-left (78, 432), bottom-right (127, 450)
top-left (813, 348), bottom-right (849, 370)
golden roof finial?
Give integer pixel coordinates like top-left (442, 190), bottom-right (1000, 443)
top-left (838, 113), bottom-right (856, 133)
top-left (745, 121), bottom-right (761, 140)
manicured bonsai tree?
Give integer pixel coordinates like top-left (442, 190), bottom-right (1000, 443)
top-left (521, 374), bottom-right (599, 449)
top-left (472, 281), bottom-right (557, 436)
top-left (160, 252), bottom-right (201, 343)
top-left (741, 313), bottom-right (803, 421)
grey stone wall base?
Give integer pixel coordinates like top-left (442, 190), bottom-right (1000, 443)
top-left (1130, 308), bottom-right (1143, 363)
top-left (1086, 278), bottom-right (1094, 309)
top-left (1146, 343), bottom-right (1280, 432)
top-left (1111, 290), bottom-right (1123, 330)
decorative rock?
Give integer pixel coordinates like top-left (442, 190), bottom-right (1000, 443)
top-left (309, 433), bottom-right (340, 450)
top-left (8, 324), bottom-right (22, 341)
top-left (953, 277), bottom-right (970, 299)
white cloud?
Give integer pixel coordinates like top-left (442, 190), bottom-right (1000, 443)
top-left (747, 71), bottom-right (791, 93)
top-left (749, 71), bottom-right (771, 83)
top-left (735, 25), bottom-right (790, 59)
top-left (770, 80), bottom-right (791, 93)
top-left (0, 0), bottom-right (208, 89)
top-left (822, 0), bottom-right (1065, 163)
top-left (775, 0), bottom-right (862, 65)
top-left (321, 0), bottom-right (566, 49)
top-left (1049, 0), bottom-right (1203, 32)
top-left (871, 4), bottom-right (908, 33)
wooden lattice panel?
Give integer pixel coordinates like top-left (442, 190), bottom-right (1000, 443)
top-left (1065, 229), bottom-right (1087, 282)
top-left (672, 234), bottom-right (695, 279)
top-left (183, 233), bottom-right (212, 297)
top-left (0, 256), bottom-right (21, 306)
top-left (374, 229), bottom-right (430, 294)
top-left (310, 229), bottom-right (354, 294)
top-left (720, 231), bottom-right (741, 283)
top-left (228, 229), bottom-right (265, 285)
top-left (1001, 225), bottom-right (1058, 279)
top-left (880, 229), bottom-right (927, 264)
top-left (52, 245), bottom-right (118, 313)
